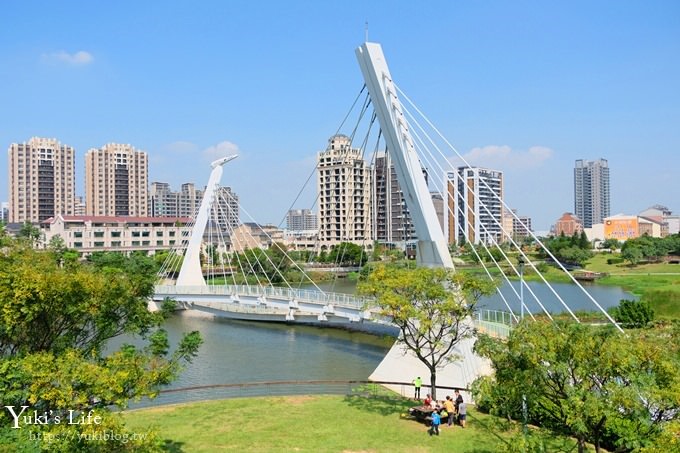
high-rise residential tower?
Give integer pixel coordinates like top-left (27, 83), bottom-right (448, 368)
top-left (317, 134), bottom-right (371, 247)
top-left (574, 158), bottom-right (610, 228)
top-left (85, 143), bottom-right (148, 216)
top-left (151, 182), bottom-right (240, 232)
top-left (214, 186), bottom-right (240, 232)
top-left (445, 166), bottom-right (504, 245)
top-left (286, 209), bottom-right (318, 232)
top-left (372, 151), bottom-right (417, 244)
top-left (8, 137), bottom-right (76, 223)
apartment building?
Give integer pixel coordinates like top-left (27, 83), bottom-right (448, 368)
top-left (8, 137), bottom-right (76, 223)
top-left (317, 134), bottom-right (371, 248)
top-left (372, 151), bottom-right (417, 245)
top-left (85, 143), bottom-right (148, 217)
top-left (574, 158), bottom-right (610, 228)
top-left (445, 167), bottom-right (504, 245)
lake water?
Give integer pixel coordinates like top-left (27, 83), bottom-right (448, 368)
top-left (478, 280), bottom-right (636, 315)
top-left (303, 278), bottom-right (636, 315)
top-left (122, 278), bottom-right (634, 406)
top-left (116, 314), bottom-right (392, 407)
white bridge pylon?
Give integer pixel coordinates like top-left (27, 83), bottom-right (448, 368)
top-left (176, 155), bottom-right (238, 287)
top-left (356, 42), bottom-right (489, 397)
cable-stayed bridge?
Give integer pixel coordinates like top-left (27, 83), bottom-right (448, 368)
top-left (153, 42), bottom-right (621, 396)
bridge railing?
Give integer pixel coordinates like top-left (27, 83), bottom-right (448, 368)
top-left (473, 309), bottom-right (513, 338)
top-left (154, 284), bottom-right (372, 310)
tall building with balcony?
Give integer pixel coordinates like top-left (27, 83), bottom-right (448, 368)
top-left (372, 151), bottom-right (417, 244)
top-left (574, 158), bottom-right (610, 228)
top-left (150, 182), bottom-right (179, 217)
top-left (445, 166), bottom-right (504, 245)
top-left (85, 143), bottom-right (148, 216)
top-left (286, 209), bottom-right (318, 232)
top-left (317, 134), bottom-right (371, 247)
top-left (214, 186), bottom-right (240, 231)
top-left (178, 183), bottom-right (203, 218)
top-left (150, 182), bottom-right (239, 232)
top-left (8, 137), bottom-right (76, 223)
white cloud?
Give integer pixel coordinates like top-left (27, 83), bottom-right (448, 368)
top-left (42, 50), bottom-right (94, 65)
top-left (202, 141), bottom-right (240, 161)
top-left (457, 144), bottom-right (554, 169)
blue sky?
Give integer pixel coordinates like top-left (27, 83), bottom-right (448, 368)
top-left (2, 1), bottom-right (678, 231)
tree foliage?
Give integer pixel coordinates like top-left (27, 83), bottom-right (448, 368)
top-left (620, 233), bottom-right (680, 265)
top-left (473, 321), bottom-right (680, 453)
top-left (0, 243), bottom-right (202, 450)
top-left (328, 242), bottom-right (367, 267)
top-left (538, 232), bottom-right (593, 266)
top-left (608, 299), bottom-right (654, 328)
top-left (359, 265), bottom-right (494, 399)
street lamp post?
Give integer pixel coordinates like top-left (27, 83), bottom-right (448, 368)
top-left (518, 255), bottom-right (525, 321)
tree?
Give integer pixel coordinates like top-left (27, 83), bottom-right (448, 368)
top-left (622, 245), bottom-right (643, 266)
top-left (359, 265), bottom-right (494, 399)
top-left (474, 321), bottom-right (680, 453)
top-left (17, 221), bottom-right (41, 246)
top-left (600, 238), bottom-right (621, 251)
top-left (608, 299), bottom-right (654, 328)
top-left (328, 242), bottom-right (367, 266)
top-left (0, 243), bottom-right (202, 449)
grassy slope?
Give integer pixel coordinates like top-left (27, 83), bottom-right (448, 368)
top-left (124, 394), bottom-right (597, 453)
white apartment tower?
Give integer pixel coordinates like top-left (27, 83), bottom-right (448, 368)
top-left (317, 134), bottom-right (371, 247)
top-left (286, 209), bottom-right (318, 232)
top-left (8, 137), bottom-right (76, 223)
top-left (85, 143), bottom-right (148, 216)
top-left (445, 167), bottom-right (504, 245)
top-left (214, 186), bottom-right (240, 232)
top-left (574, 158), bottom-right (610, 228)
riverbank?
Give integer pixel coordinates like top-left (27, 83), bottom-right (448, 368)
top-left (583, 254), bottom-right (680, 319)
top-left (457, 252), bottom-right (680, 319)
top-left (123, 393), bottom-right (600, 452)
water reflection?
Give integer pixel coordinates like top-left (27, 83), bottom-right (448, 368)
top-left (110, 313), bottom-right (393, 406)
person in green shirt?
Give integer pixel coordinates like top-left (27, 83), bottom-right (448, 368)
top-left (413, 376), bottom-right (422, 400)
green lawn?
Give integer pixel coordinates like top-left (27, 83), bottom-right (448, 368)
top-left (124, 393), bottom-right (598, 452)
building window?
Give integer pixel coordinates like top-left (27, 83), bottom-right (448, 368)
top-left (132, 241), bottom-right (140, 246)
top-left (74, 231), bottom-right (83, 238)
top-left (111, 231), bottom-right (121, 238)
top-left (94, 231), bottom-right (104, 238)
top-left (156, 231), bottom-right (164, 237)
top-left (142, 231), bottom-right (150, 237)
top-left (111, 241), bottom-right (121, 247)
top-left (169, 240), bottom-right (175, 245)
top-left (156, 240), bottom-right (163, 246)
top-left (94, 241), bottom-right (104, 247)
top-left (169, 231), bottom-right (176, 237)
top-left (74, 242), bottom-right (82, 248)
top-left (132, 231), bottom-right (140, 237)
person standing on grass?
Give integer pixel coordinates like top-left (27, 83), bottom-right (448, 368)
top-left (458, 401), bottom-right (467, 428)
top-left (443, 395), bottom-right (455, 426)
top-left (413, 376), bottom-right (422, 400)
top-left (429, 411), bottom-right (441, 436)
top-left (454, 389), bottom-right (464, 423)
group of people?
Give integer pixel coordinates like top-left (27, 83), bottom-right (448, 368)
top-left (425, 391), bottom-right (466, 436)
top-left (411, 377), bottom-right (467, 436)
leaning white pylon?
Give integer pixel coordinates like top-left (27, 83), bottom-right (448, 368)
top-left (176, 155), bottom-right (238, 287)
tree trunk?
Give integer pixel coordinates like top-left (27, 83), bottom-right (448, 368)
top-left (430, 371), bottom-right (437, 400)
top-left (578, 437), bottom-right (585, 453)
